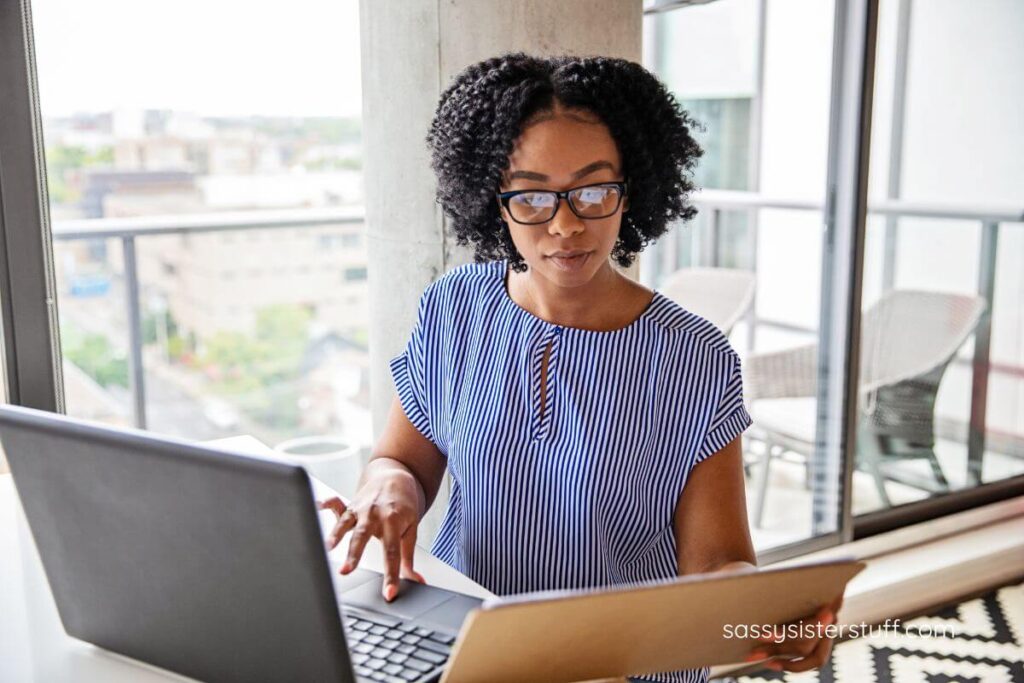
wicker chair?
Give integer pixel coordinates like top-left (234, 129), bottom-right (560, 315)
top-left (745, 289), bottom-right (987, 527)
top-left (658, 267), bottom-right (756, 335)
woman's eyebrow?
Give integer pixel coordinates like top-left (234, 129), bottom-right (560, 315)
top-left (507, 160), bottom-right (616, 182)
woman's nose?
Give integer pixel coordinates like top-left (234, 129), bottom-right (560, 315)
top-left (548, 197), bottom-right (585, 236)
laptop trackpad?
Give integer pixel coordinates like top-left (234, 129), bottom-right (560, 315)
top-left (341, 575), bottom-right (461, 618)
top-left (339, 573), bottom-right (483, 631)
top-left (417, 594), bottom-right (484, 632)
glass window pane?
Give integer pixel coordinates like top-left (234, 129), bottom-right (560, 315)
top-left (33, 0), bottom-right (369, 496)
top-left (854, 0), bottom-right (1024, 515)
top-left (644, 0), bottom-right (850, 553)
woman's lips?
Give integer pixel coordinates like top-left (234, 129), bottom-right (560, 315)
top-left (548, 251), bottom-right (591, 272)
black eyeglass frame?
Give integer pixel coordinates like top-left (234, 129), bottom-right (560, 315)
top-left (496, 180), bottom-right (629, 225)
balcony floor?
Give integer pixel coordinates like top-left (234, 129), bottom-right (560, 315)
top-left (747, 438), bottom-right (1024, 551)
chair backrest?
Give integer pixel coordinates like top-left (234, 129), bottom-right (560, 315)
top-left (858, 289), bottom-right (987, 393)
top-left (658, 267), bottom-right (756, 335)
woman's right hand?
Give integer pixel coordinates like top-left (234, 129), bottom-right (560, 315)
top-left (318, 465), bottom-right (427, 602)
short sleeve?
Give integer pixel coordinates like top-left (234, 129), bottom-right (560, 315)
top-left (695, 350), bottom-right (753, 464)
top-left (388, 283), bottom-right (438, 446)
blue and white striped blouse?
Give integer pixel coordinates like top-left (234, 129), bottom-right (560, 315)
top-left (389, 259), bottom-right (753, 683)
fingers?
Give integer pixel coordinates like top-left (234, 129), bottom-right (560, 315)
top-left (317, 497), bottom-right (346, 518)
top-left (380, 512), bottom-right (403, 602)
top-left (343, 518), bottom-right (375, 574)
top-left (749, 605), bottom-right (838, 672)
top-left (322, 474), bottom-right (423, 587)
top-left (325, 508), bottom-right (358, 552)
top-left (748, 637), bottom-right (816, 664)
top-left (400, 525), bottom-right (425, 584)
top-left (321, 497), bottom-right (354, 552)
top-left (762, 635), bottom-right (833, 673)
top-left (326, 498), bottom-right (422, 594)
top-left (778, 637), bottom-right (833, 673)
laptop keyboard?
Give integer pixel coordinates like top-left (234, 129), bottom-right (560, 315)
top-left (343, 609), bottom-right (456, 683)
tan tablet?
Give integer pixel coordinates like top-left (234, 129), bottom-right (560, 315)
top-left (441, 557), bottom-right (865, 683)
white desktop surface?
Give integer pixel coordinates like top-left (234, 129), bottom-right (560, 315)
top-left (0, 435), bottom-right (495, 683)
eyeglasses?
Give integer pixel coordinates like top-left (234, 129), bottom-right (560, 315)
top-left (497, 181), bottom-right (628, 225)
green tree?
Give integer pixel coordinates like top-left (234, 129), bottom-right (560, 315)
top-left (46, 144), bottom-right (115, 205)
top-left (142, 309), bottom-right (179, 345)
top-left (201, 304), bottom-right (312, 429)
top-left (61, 323), bottom-right (129, 388)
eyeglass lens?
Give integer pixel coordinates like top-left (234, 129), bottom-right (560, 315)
top-left (507, 184), bottom-right (623, 223)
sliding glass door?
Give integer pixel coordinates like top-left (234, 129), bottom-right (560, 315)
top-left (852, 0), bottom-right (1024, 530)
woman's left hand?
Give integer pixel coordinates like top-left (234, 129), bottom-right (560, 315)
top-left (744, 593), bottom-right (844, 673)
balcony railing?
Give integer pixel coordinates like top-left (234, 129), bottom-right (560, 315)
top-left (649, 189), bottom-right (1023, 487)
top-left (53, 207), bottom-right (364, 429)
top-left (52, 194), bottom-right (1022, 478)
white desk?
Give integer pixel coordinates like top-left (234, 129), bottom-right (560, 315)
top-left (0, 436), bottom-right (496, 683)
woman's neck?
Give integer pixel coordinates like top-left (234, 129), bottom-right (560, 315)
top-left (506, 259), bottom-right (653, 331)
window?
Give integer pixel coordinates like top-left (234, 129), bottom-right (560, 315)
top-left (645, 0), bottom-right (851, 555)
top-left (644, 0), bottom-right (1023, 555)
top-left (31, 0), bottom-right (372, 455)
top-left (853, 0), bottom-right (1024, 518)
top-left (343, 267), bottom-right (367, 282)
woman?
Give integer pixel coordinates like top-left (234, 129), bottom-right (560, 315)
top-left (321, 53), bottom-right (842, 682)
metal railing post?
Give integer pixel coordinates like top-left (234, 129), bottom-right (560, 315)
top-left (881, 0), bottom-right (913, 293)
top-left (122, 235), bottom-right (147, 429)
top-left (881, 218), bottom-right (899, 291)
top-left (746, 209), bottom-right (759, 352)
top-left (708, 207), bottom-right (721, 267)
top-left (967, 219), bottom-right (999, 486)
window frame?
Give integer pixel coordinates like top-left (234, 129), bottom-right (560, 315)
top-left (644, 0), bottom-right (1024, 562)
top-left (0, 0), bottom-right (64, 415)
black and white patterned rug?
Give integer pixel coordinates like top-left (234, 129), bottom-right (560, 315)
top-left (718, 579), bottom-right (1024, 683)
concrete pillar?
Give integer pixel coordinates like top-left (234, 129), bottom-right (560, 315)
top-left (360, 0), bottom-right (642, 538)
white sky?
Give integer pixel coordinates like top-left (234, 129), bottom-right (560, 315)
top-left (32, 0), bottom-right (363, 118)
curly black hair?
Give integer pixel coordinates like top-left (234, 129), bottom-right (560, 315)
top-left (426, 52), bottom-right (704, 273)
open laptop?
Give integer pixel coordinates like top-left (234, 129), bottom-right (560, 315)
top-left (0, 404), bottom-right (482, 683)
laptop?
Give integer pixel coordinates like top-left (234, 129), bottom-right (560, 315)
top-left (443, 556), bottom-right (865, 682)
top-left (0, 404), bottom-right (482, 683)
